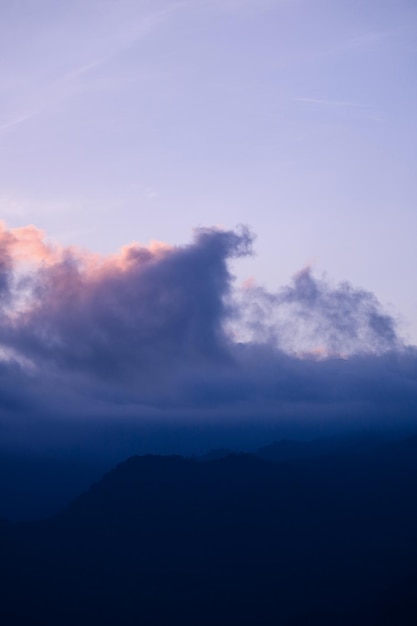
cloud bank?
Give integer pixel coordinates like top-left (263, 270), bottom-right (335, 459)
top-left (0, 222), bottom-right (416, 452)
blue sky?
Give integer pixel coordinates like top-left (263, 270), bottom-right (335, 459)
top-left (1, 0), bottom-right (416, 342)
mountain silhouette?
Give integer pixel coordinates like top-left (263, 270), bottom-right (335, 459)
top-left (0, 431), bottom-right (391, 521)
top-left (1, 435), bottom-right (417, 624)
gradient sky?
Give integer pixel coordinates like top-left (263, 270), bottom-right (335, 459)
top-left (1, 1), bottom-right (417, 457)
top-left (1, 0), bottom-right (416, 342)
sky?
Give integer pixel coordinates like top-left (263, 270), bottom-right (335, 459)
top-left (0, 0), bottom-right (417, 455)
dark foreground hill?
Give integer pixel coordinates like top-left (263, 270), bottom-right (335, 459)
top-left (1, 436), bottom-right (417, 624)
top-left (0, 431), bottom-right (390, 521)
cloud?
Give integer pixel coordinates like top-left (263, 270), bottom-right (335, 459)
top-left (0, 222), bottom-right (416, 453)
top-left (1, 224), bottom-right (251, 378)
top-left (234, 267), bottom-right (400, 356)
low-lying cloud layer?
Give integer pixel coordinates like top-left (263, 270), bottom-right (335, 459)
top-left (0, 222), bottom-right (416, 452)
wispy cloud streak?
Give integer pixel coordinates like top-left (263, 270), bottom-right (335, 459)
top-left (294, 97), bottom-right (368, 109)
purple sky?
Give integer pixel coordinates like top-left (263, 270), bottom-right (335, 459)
top-left (0, 1), bottom-right (416, 453)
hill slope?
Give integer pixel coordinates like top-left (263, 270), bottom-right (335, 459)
top-left (1, 437), bottom-right (417, 624)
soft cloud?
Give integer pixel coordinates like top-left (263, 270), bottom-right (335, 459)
top-left (0, 222), bottom-right (416, 453)
top-left (234, 266), bottom-right (400, 356)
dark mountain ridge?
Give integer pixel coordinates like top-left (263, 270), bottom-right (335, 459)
top-left (0, 429), bottom-right (397, 521)
top-left (1, 434), bottom-right (417, 624)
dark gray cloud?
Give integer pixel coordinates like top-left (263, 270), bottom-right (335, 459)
top-left (0, 223), bottom-right (416, 454)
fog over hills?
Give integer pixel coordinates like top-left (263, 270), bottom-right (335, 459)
top-left (1, 224), bottom-right (415, 620)
top-left (2, 2), bottom-right (417, 623)
top-left (1, 214), bottom-right (416, 625)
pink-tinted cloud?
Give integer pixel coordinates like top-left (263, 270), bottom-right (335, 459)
top-left (0, 221), bottom-right (416, 457)
top-left (0, 223), bottom-right (252, 380)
